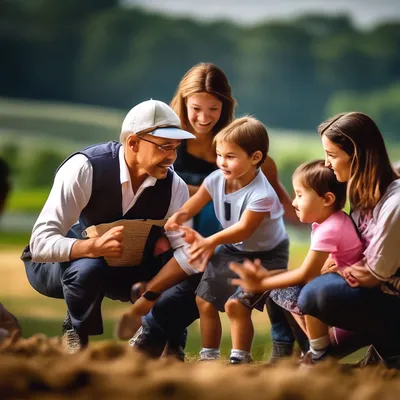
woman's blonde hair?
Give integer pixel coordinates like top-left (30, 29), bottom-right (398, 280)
top-left (170, 63), bottom-right (236, 134)
top-left (318, 112), bottom-right (398, 214)
top-left (213, 116), bottom-right (268, 168)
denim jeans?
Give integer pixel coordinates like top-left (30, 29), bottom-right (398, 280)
top-left (298, 272), bottom-right (400, 358)
top-left (23, 248), bottom-right (171, 336)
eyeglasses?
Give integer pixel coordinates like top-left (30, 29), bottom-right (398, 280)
top-left (137, 136), bottom-right (181, 153)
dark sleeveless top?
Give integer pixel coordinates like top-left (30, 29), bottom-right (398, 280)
top-left (59, 141), bottom-right (173, 239)
top-left (174, 140), bottom-right (217, 186)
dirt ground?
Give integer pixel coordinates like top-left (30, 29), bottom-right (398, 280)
top-left (1, 251), bottom-right (400, 399)
top-left (0, 337), bottom-right (399, 400)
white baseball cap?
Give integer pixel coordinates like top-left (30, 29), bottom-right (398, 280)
top-left (121, 99), bottom-right (195, 140)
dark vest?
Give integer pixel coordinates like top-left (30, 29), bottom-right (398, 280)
top-left (60, 141), bottom-right (173, 239)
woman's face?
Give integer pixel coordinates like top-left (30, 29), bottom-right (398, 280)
top-left (186, 93), bottom-right (222, 136)
top-left (321, 134), bottom-right (353, 182)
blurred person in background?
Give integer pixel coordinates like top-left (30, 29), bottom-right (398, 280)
top-left (132, 63), bottom-right (308, 362)
top-left (0, 157), bottom-right (22, 341)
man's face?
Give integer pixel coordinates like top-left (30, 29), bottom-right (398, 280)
top-left (134, 134), bottom-right (181, 179)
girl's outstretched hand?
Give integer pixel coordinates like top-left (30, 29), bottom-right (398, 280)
top-left (229, 259), bottom-right (270, 294)
top-left (179, 226), bottom-right (215, 272)
top-left (164, 210), bottom-right (189, 231)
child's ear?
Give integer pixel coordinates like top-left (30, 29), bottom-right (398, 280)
top-left (324, 192), bottom-right (336, 207)
top-left (252, 151), bottom-right (263, 165)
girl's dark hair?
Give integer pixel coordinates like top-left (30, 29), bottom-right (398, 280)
top-left (293, 160), bottom-right (347, 211)
top-left (318, 112), bottom-right (398, 214)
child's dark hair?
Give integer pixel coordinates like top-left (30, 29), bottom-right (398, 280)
top-left (293, 160), bottom-right (347, 211)
top-left (213, 116), bottom-right (268, 168)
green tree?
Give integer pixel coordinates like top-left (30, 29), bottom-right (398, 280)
top-left (22, 148), bottom-right (64, 188)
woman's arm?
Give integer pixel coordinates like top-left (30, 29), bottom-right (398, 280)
top-left (261, 156), bottom-right (300, 225)
top-left (230, 249), bottom-right (329, 293)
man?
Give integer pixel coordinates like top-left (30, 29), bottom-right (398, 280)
top-left (21, 99), bottom-right (195, 353)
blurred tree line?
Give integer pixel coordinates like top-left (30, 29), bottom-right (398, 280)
top-left (1, 0), bottom-right (400, 139)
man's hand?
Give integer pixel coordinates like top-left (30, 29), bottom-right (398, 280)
top-left (229, 259), bottom-right (271, 294)
top-left (164, 210), bottom-right (189, 231)
top-left (339, 265), bottom-right (381, 288)
top-left (90, 225), bottom-right (124, 258)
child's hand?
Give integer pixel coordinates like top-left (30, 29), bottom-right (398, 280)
top-left (321, 257), bottom-right (338, 274)
top-left (229, 259), bottom-right (270, 294)
top-left (179, 226), bottom-right (216, 271)
top-left (164, 211), bottom-right (188, 231)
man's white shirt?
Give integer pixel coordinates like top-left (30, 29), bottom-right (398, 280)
top-left (30, 146), bottom-right (194, 274)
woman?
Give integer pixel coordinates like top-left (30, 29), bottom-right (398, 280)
top-left (231, 112), bottom-right (400, 367)
top-left (135, 63), bottom-right (306, 362)
top-left (170, 62), bottom-right (298, 235)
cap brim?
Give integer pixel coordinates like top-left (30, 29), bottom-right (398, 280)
top-left (151, 127), bottom-right (195, 140)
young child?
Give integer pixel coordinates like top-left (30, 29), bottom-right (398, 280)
top-left (116, 117), bottom-right (290, 364)
top-left (230, 160), bottom-right (364, 363)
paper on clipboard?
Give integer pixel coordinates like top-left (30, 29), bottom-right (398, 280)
top-left (82, 219), bottom-right (167, 267)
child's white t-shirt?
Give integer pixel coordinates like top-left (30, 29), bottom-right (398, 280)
top-left (203, 169), bottom-right (288, 252)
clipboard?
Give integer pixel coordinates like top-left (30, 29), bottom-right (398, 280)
top-left (82, 219), bottom-right (167, 267)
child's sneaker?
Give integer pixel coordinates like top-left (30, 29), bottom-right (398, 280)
top-left (229, 351), bottom-right (253, 364)
top-left (300, 346), bottom-right (332, 367)
top-left (199, 348), bottom-right (221, 361)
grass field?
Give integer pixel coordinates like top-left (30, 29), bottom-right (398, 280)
top-left (0, 238), bottom-right (309, 361)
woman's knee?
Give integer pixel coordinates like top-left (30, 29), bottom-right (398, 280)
top-left (298, 274), bottom-right (342, 316)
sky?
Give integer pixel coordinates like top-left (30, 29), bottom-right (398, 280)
top-left (124, 0), bottom-right (400, 28)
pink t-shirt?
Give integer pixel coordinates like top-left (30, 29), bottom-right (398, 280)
top-left (311, 210), bottom-right (364, 269)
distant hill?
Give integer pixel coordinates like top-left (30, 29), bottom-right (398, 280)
top-left (0, 97), bottom-right (125, 151)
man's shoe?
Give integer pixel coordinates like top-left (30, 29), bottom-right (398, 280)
top-left (163, 342), bottom-right (185, 362)
top-left (268, 341), bottom-right (294, 363)
top-left (62, 328), bottom-right (88, 354)
top-left (62, 312), bottom-right (72, 334)
top-left (353, 345), bottom-right (384, 368)
top-left (128, 326), bottom-right (165, 358)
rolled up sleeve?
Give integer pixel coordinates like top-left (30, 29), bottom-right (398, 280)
top-left (364, 193), bottom-right (400, 280)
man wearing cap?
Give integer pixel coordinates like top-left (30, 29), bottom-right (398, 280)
top-left (21, 99), bottom-right (196, 353)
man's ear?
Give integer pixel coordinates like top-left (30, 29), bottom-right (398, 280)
top-left (127, 134), bottom-right (140, 152)
top-left (252, 150), bottom-right (263, 165)
top-left (324, 192), bottom-right (336, 207)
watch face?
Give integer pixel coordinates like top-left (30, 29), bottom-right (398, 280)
top-left (142, 290), bottom-right (160, 301)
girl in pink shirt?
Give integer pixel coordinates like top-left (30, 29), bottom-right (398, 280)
top-left (231, 160), bottom-right (364, 361)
